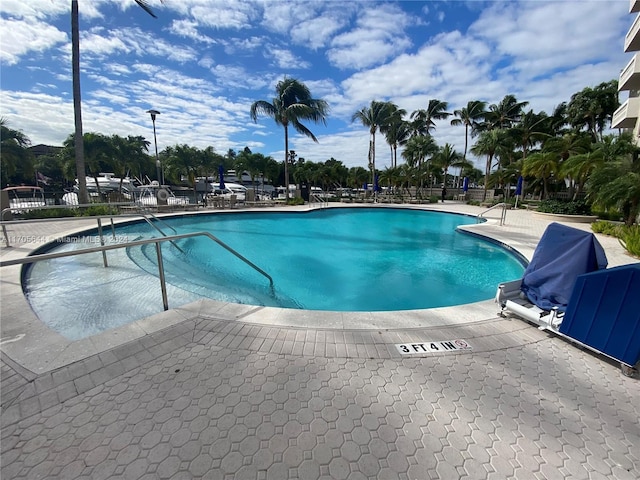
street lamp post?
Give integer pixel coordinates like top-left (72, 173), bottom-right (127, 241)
top-left (147, 109), bottom-right (162, 184)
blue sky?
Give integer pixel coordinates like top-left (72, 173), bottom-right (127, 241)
top-left (0, 0), bottom-right (632, 171)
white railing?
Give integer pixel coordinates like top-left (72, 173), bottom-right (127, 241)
top-left (478, 203), bottom-right (508, 226)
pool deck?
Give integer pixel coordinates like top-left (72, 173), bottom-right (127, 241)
top-left (1, 203), bottom-right (639, 480)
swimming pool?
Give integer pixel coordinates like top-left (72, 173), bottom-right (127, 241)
top-left (25, 207), bottom-right (525, 339)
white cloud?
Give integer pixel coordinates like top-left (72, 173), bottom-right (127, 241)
top-left (259, 1), bottom-right (321, 36)
top-left (222, 36), bottom-right (264, 55)
top-left (327, 4), bottom-right (413, 70)
top-left (290, 13), bottom-right (347, 50)
top-left (265, 45), bottom-right (311, 69)
top-left (469, 1), bottom-right (628, 77)
top-left (169, 19), bottom-right (217, 44)
top-left (188, 0), bottom-right (257, 30)
top-left (81, 27), bottom-right (199, 63)
top-left (0, 18), bottom-right (67, 65)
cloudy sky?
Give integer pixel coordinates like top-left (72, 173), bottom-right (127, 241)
top-left (0, 0), bottom-right (632, 171)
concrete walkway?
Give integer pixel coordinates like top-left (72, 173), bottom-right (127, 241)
top-left (1, 204), bottom-right (639, 480)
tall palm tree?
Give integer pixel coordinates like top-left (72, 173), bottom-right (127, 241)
top-left (432, 143), bottom-right (462, 186)
top-left (379, 103), bottom-right (406, 167)
top-left (250, 78), bottom-right (329, 200)
top-left (566, 80), bottom-right (619, 142)
top-left (352, 100), bottom-right (395, 189)
top-left (450, 100), bottom-right (487, 161)
top-left (385, 120), bottom-right (411, 168)
top-left (71, 0), bottom-right (157, 204)
top-left (470, 129), bottom-right (507, 200)
top-left (485, 94), bottom-right (529, 130)
top-left (511, 110), bottom-right (550, 161)
top-left (410, 99), bottom-right (451, 135)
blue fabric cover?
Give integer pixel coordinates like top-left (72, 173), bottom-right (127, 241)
top-left (521, 222), bottom-right (608, 311)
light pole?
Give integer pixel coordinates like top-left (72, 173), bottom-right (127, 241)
top-left (147, 109), bottom-right (162, 184)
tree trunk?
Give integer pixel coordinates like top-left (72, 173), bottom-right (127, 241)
top-left (483, 154), bottom-right (492, 202)
top-left (71, 0), bottom-right (88, 204)
top-left (284, 124), bottom-right (290, 200)
top-left (371, 132), bottom-right (376, 190)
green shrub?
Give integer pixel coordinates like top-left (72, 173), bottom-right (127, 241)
top-left (21, 208), bottom-right (78, 219)
top-left (81, 205), bottom-right (119, 216)
top-left (286, 197), bottom-right (305, 206)
top-left (429, 196), bottom-right (440, 203)
top-left (619, 225), bottom-right (640, 258)
top-left (591, 220), bottom-right (622, 237)
top-left (592, 209), bottom-right (623, 221)
top-left (537, 200), bottom-right (591, 215)
top-left (467, 200), bottom-right (480, 206)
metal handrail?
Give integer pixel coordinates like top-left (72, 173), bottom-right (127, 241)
top-left (478, 202), bottom-right (508, 226)
top-left (0, 231), bottom-right (274, 311)
top-left (145, 212), bottom-right (178, 234)
top-left (309, 194), bottom-right (328, 207)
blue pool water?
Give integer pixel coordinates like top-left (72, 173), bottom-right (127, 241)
top-left (25, 207), bottom-right (525, 338)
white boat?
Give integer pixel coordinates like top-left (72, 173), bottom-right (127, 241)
top-left (135, 185), bottom-right (190, 207)
top-left (62, 173), bottom-right (134, 205)
top-left (210, 182), bottom-right (247, 201)
top-left (2, 186), bottom-right (46, 214)
top-left (275, 185), bottom-right (297, 199)
top-left (84, 172), bottom-right (133, 191)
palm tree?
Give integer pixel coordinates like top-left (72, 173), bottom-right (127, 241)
top-left (401, 135), bottom-right (438, 169)
top-left (410, 99), bottom-right (451, 135)
top-left (347, 166), bottom-right (369, 190)
top-left (380, 104), bottom-right (407, 168)
top-left (522, 151), bottom-right (560, 200)
top-left (71, 0), bottom-right (157, 204)
top-left (588, 150), bottom-right (640, 225)
top-left (566, 80), bottom-right (619, 142)
top-left (470, 129), bottom-right (507, 200)
top-left (250, 78), bottom-right (329, 200)
top-left (432, 143), bottom-right (462, 185)
top-left (0, 119), bottom-right (32, 185)
top-left (450, 100), bottom-right (487, 161)
top-left (352, 100), bottom-right (395, 190)
top-left (560, 150), bottom-right (602, 200)
top-left (110, 134), bottom-right (150, 178)
top-left (511, 110), bottom-right (550, 161)
top-left (485, 94), bottom-right (529, 130)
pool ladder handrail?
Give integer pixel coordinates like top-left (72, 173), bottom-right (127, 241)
top-left (0, 231), bottom-right (274, 312)
top-left (309, 193), bottom-right (328, 208)
top-left (478, 202), bottom-right (508, 226)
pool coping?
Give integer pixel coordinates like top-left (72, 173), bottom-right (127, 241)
top-left (0, 203), bottom-right (633, 375)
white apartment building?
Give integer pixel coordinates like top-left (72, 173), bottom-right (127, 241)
top-left (613, 0), bottom-right (640, 142)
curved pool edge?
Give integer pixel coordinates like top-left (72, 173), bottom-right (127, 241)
top-left (5, 203), bottom-right (637, 374)
top-left (0, 204), bottom-right (533, 375)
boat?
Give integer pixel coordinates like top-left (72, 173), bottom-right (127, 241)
top-left (135, 184), bottom-right (191, 207)
top-left (210, 182), bottom-right (247, 201)
top-left (61, 173), bottom-right (134, 205)
top-left (1, 186), bottom-right (46, 215)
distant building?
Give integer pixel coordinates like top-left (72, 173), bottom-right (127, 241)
top-left (613, 0), bottom-right (640, 143)
top-left (29, 144), bottom-right (62, 157)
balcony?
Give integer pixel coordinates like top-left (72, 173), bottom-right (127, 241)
top-left (619, 54), bottom-right (640, 91)
top-left (625, 14), bottom-right (640, 52)
top-left (632, 0), bottom-right (640, 14)
top-left (612, 97), bottom-right (640, 129)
